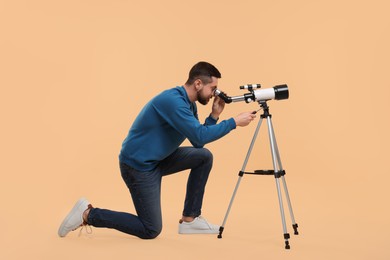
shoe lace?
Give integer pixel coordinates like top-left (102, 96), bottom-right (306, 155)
top-left (197, 216), bottom-right (214, 229)
top-left (78, 224), bottom-right (93, 237)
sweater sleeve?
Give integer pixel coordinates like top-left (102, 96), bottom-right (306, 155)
top-left (153, 94), bottom-right (236, 148)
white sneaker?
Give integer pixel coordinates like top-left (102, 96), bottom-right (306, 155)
top-left (178, 216), bottom-right (220, 234)
top-left (58, 198), bottom-right (92, 237)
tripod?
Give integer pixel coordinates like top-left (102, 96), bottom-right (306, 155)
top-left (217, 101), bottom-right (299, 249)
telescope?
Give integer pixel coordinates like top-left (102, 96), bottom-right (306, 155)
top-left (214, 84), bottom-right (289, 103)
top-left (215, 83), bottom-right (299, 249)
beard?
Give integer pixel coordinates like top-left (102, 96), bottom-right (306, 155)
top-left (197, 92), bottom-right (210, 105)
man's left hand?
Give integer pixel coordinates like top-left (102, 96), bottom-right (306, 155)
top-left (211, 96), bottom-right (225, 119)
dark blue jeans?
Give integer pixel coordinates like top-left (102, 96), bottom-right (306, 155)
top-left (87, 147), bottom-right (213, 239)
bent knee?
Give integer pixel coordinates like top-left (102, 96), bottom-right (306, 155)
top-left (200, 148), bottom-right (213, 162)
top-left (141, 227), bottom-right (162, 239)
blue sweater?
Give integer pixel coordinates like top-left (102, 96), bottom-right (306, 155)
top-left (119, 86), bottom-right (237, 171)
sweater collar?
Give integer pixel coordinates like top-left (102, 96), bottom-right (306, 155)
top-left (179, 85), bottom-right (192, 104)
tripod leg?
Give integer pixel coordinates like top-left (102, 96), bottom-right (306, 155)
top-left (275, 178), bottom-right (290, 249)
top-left (269, 118), bottom-right (299, 235)
top-left (218, 176), bottom-right (242, 238)
top-left (267, 117), bottom-right (290, 249)
top-left (281, 176), bottom-right (299, 234)
top-left (218, 117), bottom-right (264, 239)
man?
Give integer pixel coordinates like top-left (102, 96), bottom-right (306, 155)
top-left (58, 61), bottom-right (256, 239)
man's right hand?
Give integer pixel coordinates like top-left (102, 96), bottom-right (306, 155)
top-left (234, 112), bottom-right (256, 127)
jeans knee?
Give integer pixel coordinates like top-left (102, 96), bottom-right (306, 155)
top-left (142, 227), bottom-right (162, 239)
top-left (200, 148), bottom-right (213, 164)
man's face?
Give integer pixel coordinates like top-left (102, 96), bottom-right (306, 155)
top-left (196, 77), bottom-right (218, 105)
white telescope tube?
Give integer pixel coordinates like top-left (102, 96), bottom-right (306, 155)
top-left (214, 84), bottom-right (288, 104)
top-left (253, 88), bottom-right (275, 101)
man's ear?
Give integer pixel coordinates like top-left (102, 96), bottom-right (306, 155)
top-left (194, 79), bottom-right (203, 92)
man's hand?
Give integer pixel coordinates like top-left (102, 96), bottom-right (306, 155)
top-left (210, 96), bottom-right (225, 119)
top-left (234, 112), bottom-right (256, 127)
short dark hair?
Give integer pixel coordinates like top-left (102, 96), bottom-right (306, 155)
top-left (185, 61), bottom-right (221, 85)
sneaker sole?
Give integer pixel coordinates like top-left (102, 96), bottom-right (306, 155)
top-left (58, 198), bottom-right (88, 237)
top-left (178, 227), bottom-right (220, 234)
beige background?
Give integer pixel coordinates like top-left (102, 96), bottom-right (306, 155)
top-left (1, 0), bottom-right (389, 259)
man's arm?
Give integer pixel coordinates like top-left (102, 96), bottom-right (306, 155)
top-left (153, 96), bottom-right (236, 147)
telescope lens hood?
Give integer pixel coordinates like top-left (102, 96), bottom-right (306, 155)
top-left (273, 85), bottom-right (289, 100)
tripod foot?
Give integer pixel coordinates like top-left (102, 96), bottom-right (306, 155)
top-left (284, 233), bottom-right (290, 249)
top-left (293, 223), bottom-right (299, 235)
top-left (217, 226), bottom-right (224, 239)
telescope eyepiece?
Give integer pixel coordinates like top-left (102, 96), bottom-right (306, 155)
top-left (214, 89), bottom-right (232, 103)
